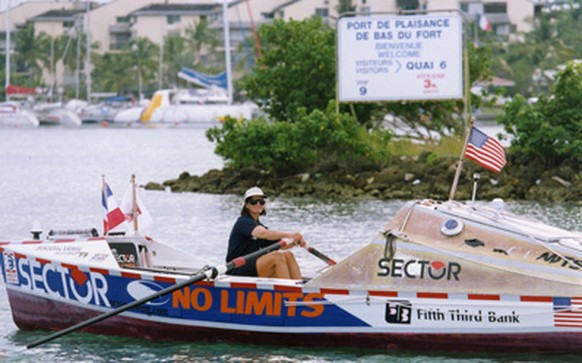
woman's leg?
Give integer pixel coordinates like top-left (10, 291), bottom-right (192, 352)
top-left (256, 252), bottom-right (291, 278)
top-left (282, 251), bottom-right (301, 279)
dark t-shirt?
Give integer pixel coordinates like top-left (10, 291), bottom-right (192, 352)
top-left (226, 214), bottom-right (276, 276)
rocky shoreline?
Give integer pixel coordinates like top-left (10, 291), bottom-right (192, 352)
top-left (146, 154), bottom-right (582, 203)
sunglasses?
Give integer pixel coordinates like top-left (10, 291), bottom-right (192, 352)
top-left (247, 199), bottom-right (266, 206)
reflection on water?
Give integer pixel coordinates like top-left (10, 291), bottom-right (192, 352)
top-left (0, 127), bottom-right (580, 362)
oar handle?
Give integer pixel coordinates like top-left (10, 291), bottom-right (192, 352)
top-left (225, 239), bottom-right (291, 272)
top-left (305, 245), bottom-right (336, 266)
top-left (27, 240), bottom-right (289, 349)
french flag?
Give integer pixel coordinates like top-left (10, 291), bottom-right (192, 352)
top-left (102, 182), bottom-right (127, 235)
top-left (479, 14), bottom-right (492, 32)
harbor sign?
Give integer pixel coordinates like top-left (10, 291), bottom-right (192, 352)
top-left (337, 13), bottom-right (463, 102)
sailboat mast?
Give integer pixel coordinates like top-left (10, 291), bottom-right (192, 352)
top-left (131, 174), bottom-right (139, 233)
top-left (222, 0), bottom-right (233, 105)
top-left (75, 12), bottom-right (81, 99)
top-left (5, 0), bottom-right (11, 100)
top-left (101, 175), bottom-right (108, 236)
top-left (85, 1), bottom-right (91, 103)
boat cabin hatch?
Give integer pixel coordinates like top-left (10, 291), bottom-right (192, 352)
top-left (109, 241), bottom-right (144, 268)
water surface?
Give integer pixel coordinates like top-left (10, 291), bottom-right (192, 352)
top-left (0, 126), bottom-right (580, 362)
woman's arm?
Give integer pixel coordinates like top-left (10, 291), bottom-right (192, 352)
top-left (252, 225), bottom-right (306, 248)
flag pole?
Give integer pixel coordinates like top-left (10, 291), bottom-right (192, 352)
top-left (101, 175), bottom-right (108, 236)
top-left (131, 174), bottom-right (139, 233)
top-left (448, 42), bottom-right (474, 201)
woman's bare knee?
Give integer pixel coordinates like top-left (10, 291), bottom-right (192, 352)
top-left (257, 252), bottom-right (285, 277)
top-left (282, 251), bottom-right (297, 262)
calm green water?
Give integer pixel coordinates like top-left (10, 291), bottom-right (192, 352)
top-left (0, 126), bottom-right (581, 362)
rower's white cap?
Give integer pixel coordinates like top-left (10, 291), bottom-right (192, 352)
top-left (243, 186), bottom-right (268, 205)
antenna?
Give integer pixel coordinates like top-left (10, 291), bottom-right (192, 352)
top-left (471, 172), bottom-right (480, 205)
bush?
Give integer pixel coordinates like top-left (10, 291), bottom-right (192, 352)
top-left (498, 61), bottom-right (582, 169)
top-left (206, 102), bottom-right (392, 176)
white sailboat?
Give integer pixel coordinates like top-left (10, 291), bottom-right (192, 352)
top-left (33, 101), bottom-right (82, 127)
top-left (113, 0), bottom-right (258, 126)
top-left (1, 3), bottom-right (39, 127)
top-left (0, 101), bottom-right (39, 127)
top-left (2, 2), bottom-right (82, 128)
top-left (113, 87), bottom-right (258, 125)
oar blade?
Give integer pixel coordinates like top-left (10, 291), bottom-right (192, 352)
top-left (306, 246), bottom-right (337, 265)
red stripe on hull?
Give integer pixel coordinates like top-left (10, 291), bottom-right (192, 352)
top-left (417, 292), bottom-right (448, 299)
top-left (7, 290), bottom-right (582, 354)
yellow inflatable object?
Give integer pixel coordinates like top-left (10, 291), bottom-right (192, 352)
top-left (140, 93), bottom-right (163, 122)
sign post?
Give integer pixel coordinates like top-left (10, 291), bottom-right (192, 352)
top-left (336, 11), bottom-right (470, 201)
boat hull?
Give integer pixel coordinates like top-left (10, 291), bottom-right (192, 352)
top-left (5, 205), bottom-right (582, 354)
top-left (113, 104), bottom-right (257, 125)
top-left (7, 288), bottom-right (582, 354)
top-left (0, 103), bottom-right (39, 127)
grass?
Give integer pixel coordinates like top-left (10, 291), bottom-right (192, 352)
top-left (388, 135), bottom-right (464, 157)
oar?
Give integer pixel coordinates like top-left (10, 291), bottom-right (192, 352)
top-left (304, 244), bottom-right (336, 266)
top-left (27, 240), bottom-right (292, 349)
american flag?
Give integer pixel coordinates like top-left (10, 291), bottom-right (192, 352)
top-left (465, 127), bottom-right (506, 173)
top-left (554, 297), bottom-right (582, 328)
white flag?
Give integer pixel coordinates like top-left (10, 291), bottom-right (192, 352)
top-left (120, 184), bottom-right (154, 235)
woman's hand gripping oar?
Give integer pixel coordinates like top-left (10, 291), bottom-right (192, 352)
top-left (27, 239), bottom-right (292, 349)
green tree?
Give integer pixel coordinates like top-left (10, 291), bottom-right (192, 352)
top-left (498, 61), bottom-right (582, 169)
top-left (554, 1), bottom-right (582, 58)
top-left (183, 18), bottom-right (221, 67)
top-left (91, 52), bottom-right (136, 94)
top-left (379, 41), bottom-right (493, 140)
top-left (92, 38), bottom-right (159, 96)
top-left (206, 102), bottom-right (391, 176)
top-left (240, 17), bottom-right (491, 137)
top-left (162, 34), bottom-right (186, 87)
top-left (12, 23), bottom-right (50, 85)
top-left (239, 17), bottom-right (337, 122)
top-left (130, 38), bottom-right (161, 96)
top-left (59, 31), bottom-right (85, 76)
top-left (397, 0), bottom-right (420, 11)
top-left (54, 29), bottom-right (100, 98)
top-left (494, 5), bottom-right (579, 97)
top-left (337, 0), bottom-right (356, 14)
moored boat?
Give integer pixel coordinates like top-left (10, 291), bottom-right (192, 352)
top-left (33, 103), bottom-right (82, 127)
top-left (66, 97), bottom-right (138, 124)
top-left (3, 198), bottom-right (582, 353)
top-left (0, 102), bottom-right (39, 128)
top-left (113, 89), bottom-right (259, 125)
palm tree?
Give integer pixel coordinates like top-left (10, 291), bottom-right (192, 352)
top-left (92, 38), bottom-right (159, 96)
top-left (337, 0), bottom-right (356, 14)
top-left (129, 38), bottom-right (159, 97)
top-left (183, 18), bottom-right (220, 67)
top-left (162, 34), bottom-right (186, 87)
top-left (54, 26), bottom-right (101, 97)
top-left (12, 23), bottom-right (51, 86)
top-left (496, 10), bottom-right (576, 96)
top-left (92, 52), bottom-right (136, 95)
top-left (553, 0), bottom-right (582, 58)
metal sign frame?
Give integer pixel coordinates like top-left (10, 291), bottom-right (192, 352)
top-left (335, 10), bottom-right (472, 201)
